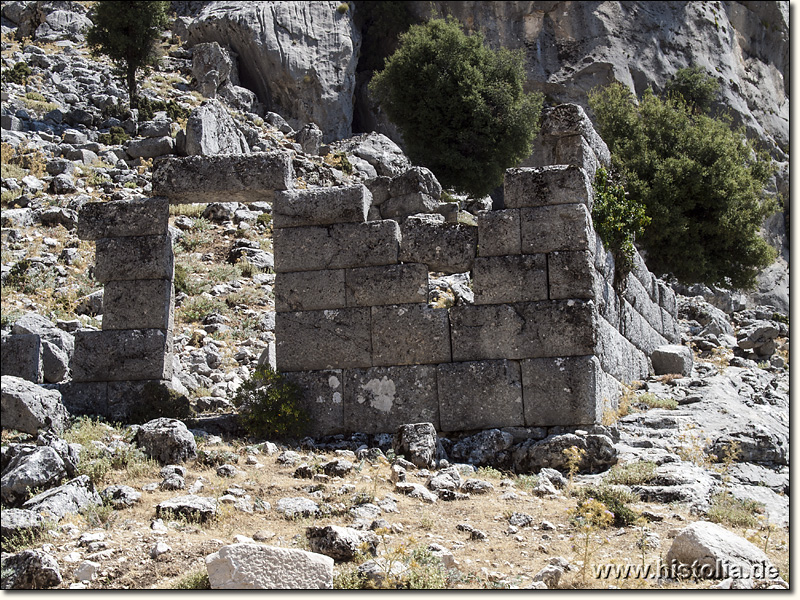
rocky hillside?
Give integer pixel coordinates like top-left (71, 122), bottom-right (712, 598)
top-left (0, 0), bottom-right (790, 590)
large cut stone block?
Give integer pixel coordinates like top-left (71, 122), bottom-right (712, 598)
top-left (283, 370), bottom-right (345, 436)
top-left (70, 329), bottom-right (173, 382)
top-left (472, 255), bottom-right (547, 304)
top-left (398, 214), bottom-right (477, 274)
top-left (273, 221), bottom-right (400, 273)
top-left (504, 165), bottom-right (591, 209)
top-left (107, 380), bottom-right (175, 422)
top-left (548, 251), bottom-right (595, 300)
top-left (273, 185), bottom-right (370, 228)
top-left (274, 270), bottom-right (346, 312)
top-left (661, 308), bottom-right (680, 343)
top-left (450, 300), bottom-right (596, 361)
top-left (94, 234), bottom-right (174, 283)
top-left (437, 360), bottom-right (524, 431)
top-left (371, 305), bottom-right (451, 366)
top-left (595, 274), bottom-right (621, 330)
top-left (102, 279), bottom-right (174, 330)
top-left (521, 356), bottom-right (603, 426)
top-left (622, 272), bottom-right (664, 333)
top-left (520, 204), bottom-right (593, 254)
top-left (477, 209), bottom-right (521, 257)
top-left (554, 134), bottom-right (600, 183)
top-left (152, 152), bottom-right (293, 204)
top-left (620, 302), bottom-right (668, 356)
top-left (595, 317), bottom-right (649, 383)
top-left (58, 381), bottom-right (108, 417)
top-left (205, 544), bottom-right (333, 589)
top-left (0, 334), bottom-right (42, 383)
top-left (657, 280), bottom-right (677, 316)
top-left (344, 365), bottom-right (439, 433)
top-left (275, 308), bottom-right (371, 371)
top-left (78, 198), bottom-right (169, 240)
top-left (345, 264), bottom-right (428, 307)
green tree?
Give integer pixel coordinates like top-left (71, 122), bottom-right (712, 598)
top-left (86, 1), bottom-right (171, 109)
top-left (664, 66), bottom-right (720, 113)
top-left (589, 82), bottom-right (777, 289)
top-left (369, 16), bottom-right (543, 198)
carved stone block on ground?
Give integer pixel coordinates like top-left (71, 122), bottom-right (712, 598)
top-left (273, 220), bottom-right (400, 273)
top-left (520, 204), bottom-right (593, 254)
top-left (1, 334), bottom-right (42, 383)
top-left (477, 209), bottom-right (521, 257)
top-left (102, 279), bottom-right (174, 331)
top-left (275, 308), bottom-right (371, 371)
top-left (273, 185), bottom-right (370, 228)
top-left (521, 356), bottom-right (603, 426)
top-left (345, 263), bottom-right (428, 307)
top-left (548, 250), bottom-right (595, 300)
top-left (70, 329), bottom-right (173, 382)
top-left (205, 544), bottom-right (333, 589)
top-left (472, 255), bottom-right (547, 305)
top-left (398, 214), bottom-right (477, 274)
top-left (78, 198), bottom-right (169, 240)
top-left (505, 165), bottom-right (591, 209)
top-left (651, 345), bottom-right (694, 377)
top-left (274, 270), bottom-right (346, 312)
top-left (437, 360), bottom-right (524, 431)
top-left (283, 370), bottom-right (345, 437)
top-left (344, 366), bottom-right (439, 434)
top-left (94, 234), bottom-right (174, 283)
top-left (371, 305), bottom-right (450, 366)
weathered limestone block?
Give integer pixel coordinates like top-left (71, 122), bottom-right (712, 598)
top-left (344, 365), bottom-right (439, 433)
top-left (661, 308), bottom-right (680, 343)
top-left (152, 152), bottom-right (293, 204)
top-left (205, 544), bottom-right (333, 590)
top-left (273, 220), bottom-right (400, 273)
top-left (102, 279), bottom-right (174, 331)
top-left (595, 274), bottom-right (621, 330)
top-left (371, 305), bottom-right (451, 366)
top-left (548, 251), bottom-right (595, 300)
top-left (383, 166), bottom-right (442, 219)
top-left (553, 134), bottom-right (600, 182)
top-left (504, 165), bottom-right (591, 209)
top-left (472, 255), bottom-right (547, 305)
top-left (398, 214), bottom-right (477, 274)
top-left (631, 251), bottom-right (656, 300)
top-left (437, 360), bottom-right (524, 431)
top-left (477, 209), bottom-right (521, 257)
top-left (450, 300), bottom-right (596, 362)
top-left (94, 235), bottom-right (174, 283)
top-left (273, 185), bottom-right (370, 228)
top-left (77, 198), bottom-right (169, 240)
top-left (657, 280), bottom-right (677, 316)
top-left (275, 308), bottom-right (371, 371)
top-left (595, 318), bottom-right (649, 383)
top-left (651, 345), bottom-right (694, 377)
top-left (283, 370), bottom-right (344, 437)
top-left (345, 264), bottom-right (428, 307)
top-left (58, 381), bottom-right (108, 417)
top-left (70, 329), bottom-right (173, 382)
top-left (520, 204), bottom-right (593, 254)
top-left (620, 302), bottom-right (669, 356)
top-left (274, 270), bottom-right (346, 312)
top-left (380, 193), bottom-right (439, 219)
top-left (537, 104), bottom-right (611, 161)
top-left (623, 272), bottom-right (664, 333)
top-left (1, 334), bottom-right (42, 383)
top-left (521, 356), bottom-right (604, 426)
top-left (107, 380), bottom-right (177, 421)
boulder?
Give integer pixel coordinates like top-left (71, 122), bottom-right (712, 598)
top-left (126, 135), bottom-right (175, 159)
top-left (184, 99), bottom-right (248, 156)
top-left (337, 132), bottom-right (410, 177)
top-left (275, 497), bottom-right (320, 519)
top-left (427, 466), bottom-right (463, 492)
top-left (294, 123), bottom-right (323, 155)
top-left (41, 341), bottom-right (69, 384)
top-left (392, 423), bottom-right (438, 469)
top-left (12, 312), bottom-right (75, 355)
top-left (22, 475), bottom-right (101, 520)
top-left (100, 484), bottom-right (142, 509)
top-left (651, 345), bottom-right (694, 377)
top-left (512, 433), bottom-right (617, 474)
top-left (1, 376), bottom-right (69, 434)
top-left (156, 495), bottom-right (217, 522)
top-left (0, 508), bottom-right (45, 540)
top-left (450, 429), bottom-right (515, 468)
top-left (0, 549), bottom-right (62, 589)
top-left (205, 544), bottom-right (334, 589)
top-left (1, 445), bottom-right (69, 506)
top-left (1, 334), bottom-right (43, 383)
top-left (134, 418), bottom-right (197, 464)
top-left (666, 521), bottom-right (778, 580)
top-left (305, 525), bottom-right (379, 562)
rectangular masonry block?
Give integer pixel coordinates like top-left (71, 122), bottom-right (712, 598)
top-left (538, 103), bottom-right (611, 164)
top-left (595, 317), bottom-right (649, 383)
top-left (58, 381), bottom-right (108, 417)
top-left (107, 380), bottom-right (174, 422)
top-left (273, 220), bottom-right (400, 273)
top-left (437, 360), bottom-right (524, 431)
top-left (345, 263), bottom-right (428, 307)
top-left (152, 151), bottom-right (293, 204)
top-left (450, 300), bottom-right (596, 362)
top-left (623, 272), bottom-right (665, 335)
top-left (283, 370), bottom-right (345, 437)
top-left (274, 269), bottom-right (346, 312)
top-left (472, 255), bottom-right (547, 304)
top-left (631, 251), bottom-right (655, 299)
top-left (521, 355), bottom-right (602, 426)
top-left (554, 134), bottom-right (599, 183)
top-left (398, 214), bottom-right (477, 274)
top-left (275, 308), bottom-right (371, 371)
top-left (78, 197), bottom-right (169, 240)
top-left (371, 304), bottom-right (451, 366)
top-left (344, 365), bottom-right (439, 434)
top-left (548, 250), bottom-right (595, 300)
top-left (661, 307), bottom-right (680, 344)
top-left (504, 165), bottom-right (591, 209)
top-left (273, 185), bottom-right (371, 228)
top-left (94, 234), bottom-right (174, 283)
top-left (657, 280), bottom-right (677, 316)
top-left (520, 204), bottom-right (593, 254)
top-left (477, 209), bottom-right (521, 257)
top-left (620, 302), bottom-right (669, 356)
top-left (70, 329), bottom-right (173, 382)
top-left (595, 274), bottom-right (621, 331)
top-left (102, 279), bottom-right (174, 331)
top-left (1, 334), bottom-right (42, 383)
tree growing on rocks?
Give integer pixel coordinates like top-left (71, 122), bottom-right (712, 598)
top-left (369, 16), bottom-right (543, 198)
top-left (86, 1), bottom-right (171, 110)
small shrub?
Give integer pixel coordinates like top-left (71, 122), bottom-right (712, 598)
top-left (172, 569), bottom-right (210, 590)
top-left (707, 491), bottom-right (764, 528)
top-left (97, 126), bottom-right (130, 145)
top-left (636, 393), bottom-right (678, 410)
top-left (2, 61), bottom-right (32, 85)
top-left (81, 501), bottom-right (117, 529)
top-left (232, 365), bottom-right (308, 440)
top-left (337, 2), bottom-right (350, 14)
top-left (125, 381), bottom-right (193, 424)
top-left (515, 474), bottom-right (540, 491)
top-left (576, 485), bottom-right (640, 526)
top-left (604, 461), bottom-right (657, 486)
top-left (178, 295), bottom-right (226, 323)
top-left (475, 466), bottom-right (505, 480)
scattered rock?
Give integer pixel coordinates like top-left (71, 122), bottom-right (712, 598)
top-left (1, 375), bottom-right (69, 434)
top-left (306, 525), bottom-right (379, 562)
top-left (134, 418), bottom-right (197, 464)
top-left (392, 423), bottom-right (437, 469)
top-left (0, 549), bottom-right (62, 589)
top-left (205, 544), bottom-right (334, 589)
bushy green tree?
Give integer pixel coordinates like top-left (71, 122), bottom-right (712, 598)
top-left (231, 366), bottom-right (308, 440)
top-left (664, 66), bottom-right (720, 113)
top-left (369, 17), bottom-right (543, 198)
top-left (86, 1), bottom-right (170, 109)
top-left (589, 82), bottom-right (777, 289)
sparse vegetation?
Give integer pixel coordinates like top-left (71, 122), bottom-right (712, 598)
top-left (231, 365), bottom-right (309, 440)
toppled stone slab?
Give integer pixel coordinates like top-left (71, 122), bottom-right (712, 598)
top-left (152, 152), bottom-right (293, 204)
top-left (205, 544), bottom-right (333, 589)
top-left (273, 185), bottom-right (370, 228)
top-left (77, 198), bottom-right (170, 240)
top-left (1, 375), bottom-right (69, 434)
